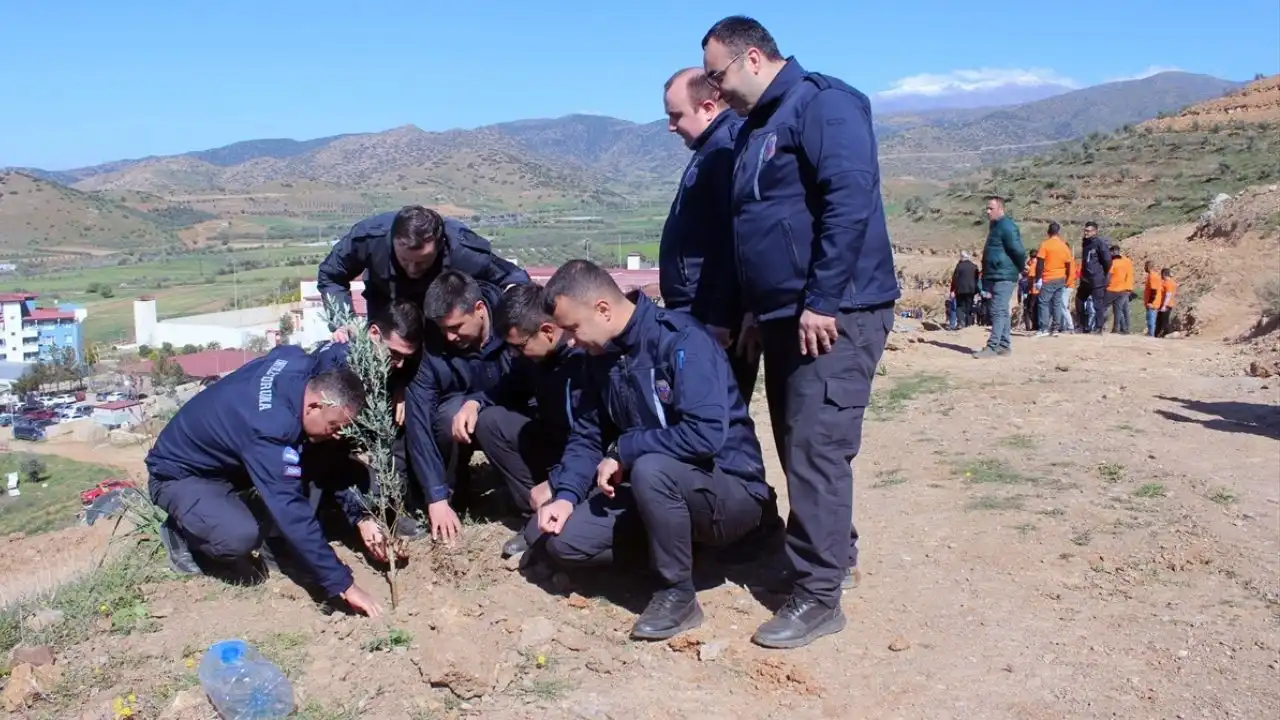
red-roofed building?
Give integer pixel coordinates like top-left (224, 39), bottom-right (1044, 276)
top-left (92, 399), bottom-right (146, 428)
top-left (0, 292), bottom-right (87, 365)
top-left (126, 348), bottom-right (264, 379)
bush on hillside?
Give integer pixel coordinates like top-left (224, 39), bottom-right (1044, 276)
top-left (1258, 277), bottom-right (1280, 319)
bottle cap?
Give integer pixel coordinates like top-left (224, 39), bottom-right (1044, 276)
top-left (214, 640), bottom-right (247, 664)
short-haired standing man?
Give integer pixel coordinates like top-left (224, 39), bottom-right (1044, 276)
top-left (702, 15), bottom-right (899, 648)
top-left (660, 67), bottom-right (759, 401)
top-left (975, 196), bottom-right (1026, 357)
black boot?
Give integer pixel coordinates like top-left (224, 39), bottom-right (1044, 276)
top-left (159, 519), bottom-right (201, 575)
top-left (631, 587), bottom-right (703, 641)
top-left (751, 595), bottom-right (846, 649)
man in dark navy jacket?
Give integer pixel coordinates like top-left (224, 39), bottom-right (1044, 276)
top-left (146, 345), bottom-right (385, 617)
top-left (481, 282), bottom-right (590, 558)
top-left (317, 205), bottom-right (529, 339)
top-left (406, 270), bottom-right (533, 543)
top-left (659, 66), bottom-right (759, 402)
top-left (702, 16), bottom-right (898, 648)
top-left (311, 300), bottom-right (426, 538)
top-left (534, 260), bottom-right (777, 641)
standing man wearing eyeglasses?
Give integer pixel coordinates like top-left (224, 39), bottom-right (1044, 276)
top-left (701, 15), bottom-right (899, 649)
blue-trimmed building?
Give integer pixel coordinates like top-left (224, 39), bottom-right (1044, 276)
top-left (0, 293), bottom-right (87, 365)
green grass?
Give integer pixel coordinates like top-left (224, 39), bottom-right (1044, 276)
top-left (870, 373), bottom-right (950, 419)
top-left (954, 457), bottom-right (1031, 485)
top-left (1134, 483), bottom-right (1167, 499)
top-left (968, 495), bottom-right (1026, 512)
top-left (999, 434), bottom-right (1038, 450)
top-left (10, 245), bottom-right (321, 344)
top-left (1208, 488), bottom-right (1239, 505)
top-left (0, 455), bottom-right (126, 536)
top-left (872, 469), bottom-right (907, 488)
top-left (361, 627), bottom-right (413, 653)
top-left (258, 631), bottom-right (311, 677)
top-left (0, 548), bottom-right (169, 658)
top-left (937, 121), bottom-right (1280, 237)
top-left (1096, 462), bottom-right (1126, 484)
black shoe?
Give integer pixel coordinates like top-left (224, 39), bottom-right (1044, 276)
top-left (394, 515), bottom-right (426, 541)
top-left (751, 595), bottom-right (846, 649)
top-left (630, 588), bottom-right (704, 641)
top-left (502, 531), bottom-right (529, 559)
top-left (842, 567), bottom-right (861, 591)
top-left (159, 519), bottom-right (201, 575)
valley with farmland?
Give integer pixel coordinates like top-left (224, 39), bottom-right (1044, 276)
top-left (1, 40), bottom-right (1278, 720)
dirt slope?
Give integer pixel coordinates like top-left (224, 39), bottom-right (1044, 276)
top-left (5, 326), bottom-right (1277, 720)
top-left (1122, 183), bottom-right (1280, 348)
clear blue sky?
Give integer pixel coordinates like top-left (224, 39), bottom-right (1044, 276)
top-left (2, 0), bottom-right (1277, 169)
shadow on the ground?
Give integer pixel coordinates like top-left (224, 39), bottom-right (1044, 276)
top-left (1155, 395), bottom-right (1280, 441)
top-left (924, 339), bottom-right (977, 356)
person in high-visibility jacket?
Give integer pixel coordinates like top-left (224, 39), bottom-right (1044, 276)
top-left (1104, 245), bottom-right (1135, 334)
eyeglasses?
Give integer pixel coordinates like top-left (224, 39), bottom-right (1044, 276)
top-left (505, 336), bottom-right (530, 357)
top-left (705, 50), bottom-right (747, 87)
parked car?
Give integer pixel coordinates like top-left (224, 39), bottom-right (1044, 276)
top-left (80, 479), bottom-right (138, 505)
top-left (11, 422), bottom-right (45, 442)
top-left (0, 413), bottom-right (12, 427)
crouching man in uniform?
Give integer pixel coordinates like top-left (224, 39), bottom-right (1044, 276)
top-left (535, 259), bottom-right (778, 641)
top-left (147, 345), bottom-right (386, 617)
top-left (313, 300), bottom-right (427, 539)
top-left (482, 282), bottom-right (589, 559)
top-left (407, 270), bottom-right (535, 542)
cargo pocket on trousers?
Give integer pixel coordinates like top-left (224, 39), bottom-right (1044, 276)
top-left (819, 377), bottom-right (870, 453)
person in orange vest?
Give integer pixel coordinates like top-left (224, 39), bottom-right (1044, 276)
top-left (1021, 254), bottom-right (1038, 331)
top-left (1104, 244), bottom-right (1135, 333)
top-left (1155, 268), bottom-right (1177, 337)
top-left (1143, 261), bottom-right (1164, 336)
top-left (1032, 222), bottom-right (1073, 337)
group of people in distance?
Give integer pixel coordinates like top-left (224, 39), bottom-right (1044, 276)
top-left (145, 15), bottom-right (898, 650)
top-left (952, 198), bottom-right (1181, 355)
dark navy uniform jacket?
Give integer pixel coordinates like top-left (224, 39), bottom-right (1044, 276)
top-left (659, 109), bottom-right (742, 328)
top-left (730, 58), bottom-right (900, 321)
top-left (549, 295), bottom-right (770, 505)
top-left (145, 345), bottom-right (354, 597)
top-left (526, 339), bottom-right (589, 442)
top-left (405, 281), bottom-right (533, 503)
top-left (317, 211), bottom-right (530, 328)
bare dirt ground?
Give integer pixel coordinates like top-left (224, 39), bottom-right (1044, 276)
top-left (5, 327), bottom-right (1279, 719)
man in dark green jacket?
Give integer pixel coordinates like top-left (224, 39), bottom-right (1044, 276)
top-left (975, 196), bottom-right (1026, 358)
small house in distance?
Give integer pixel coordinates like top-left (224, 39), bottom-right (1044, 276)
top-left (92, 399), bottom-right (145, 429)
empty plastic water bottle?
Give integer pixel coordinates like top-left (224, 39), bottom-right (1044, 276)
top-left (197, 639), bottom-right (295, 719)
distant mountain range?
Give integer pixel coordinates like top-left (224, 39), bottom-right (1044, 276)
top-left (2, 71), bottom-right (1246, 220)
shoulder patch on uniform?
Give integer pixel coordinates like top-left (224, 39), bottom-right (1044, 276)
top-left (655, 379), bottom-right (672, 403)
top-left (283, 464), bottom-right (302, 478)
top-left (675, 348), bottom-right (686, 370)
top-left (282, 447), bottom-right (300, 464)
top-left (763, 133), bottom-right (777, 162)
